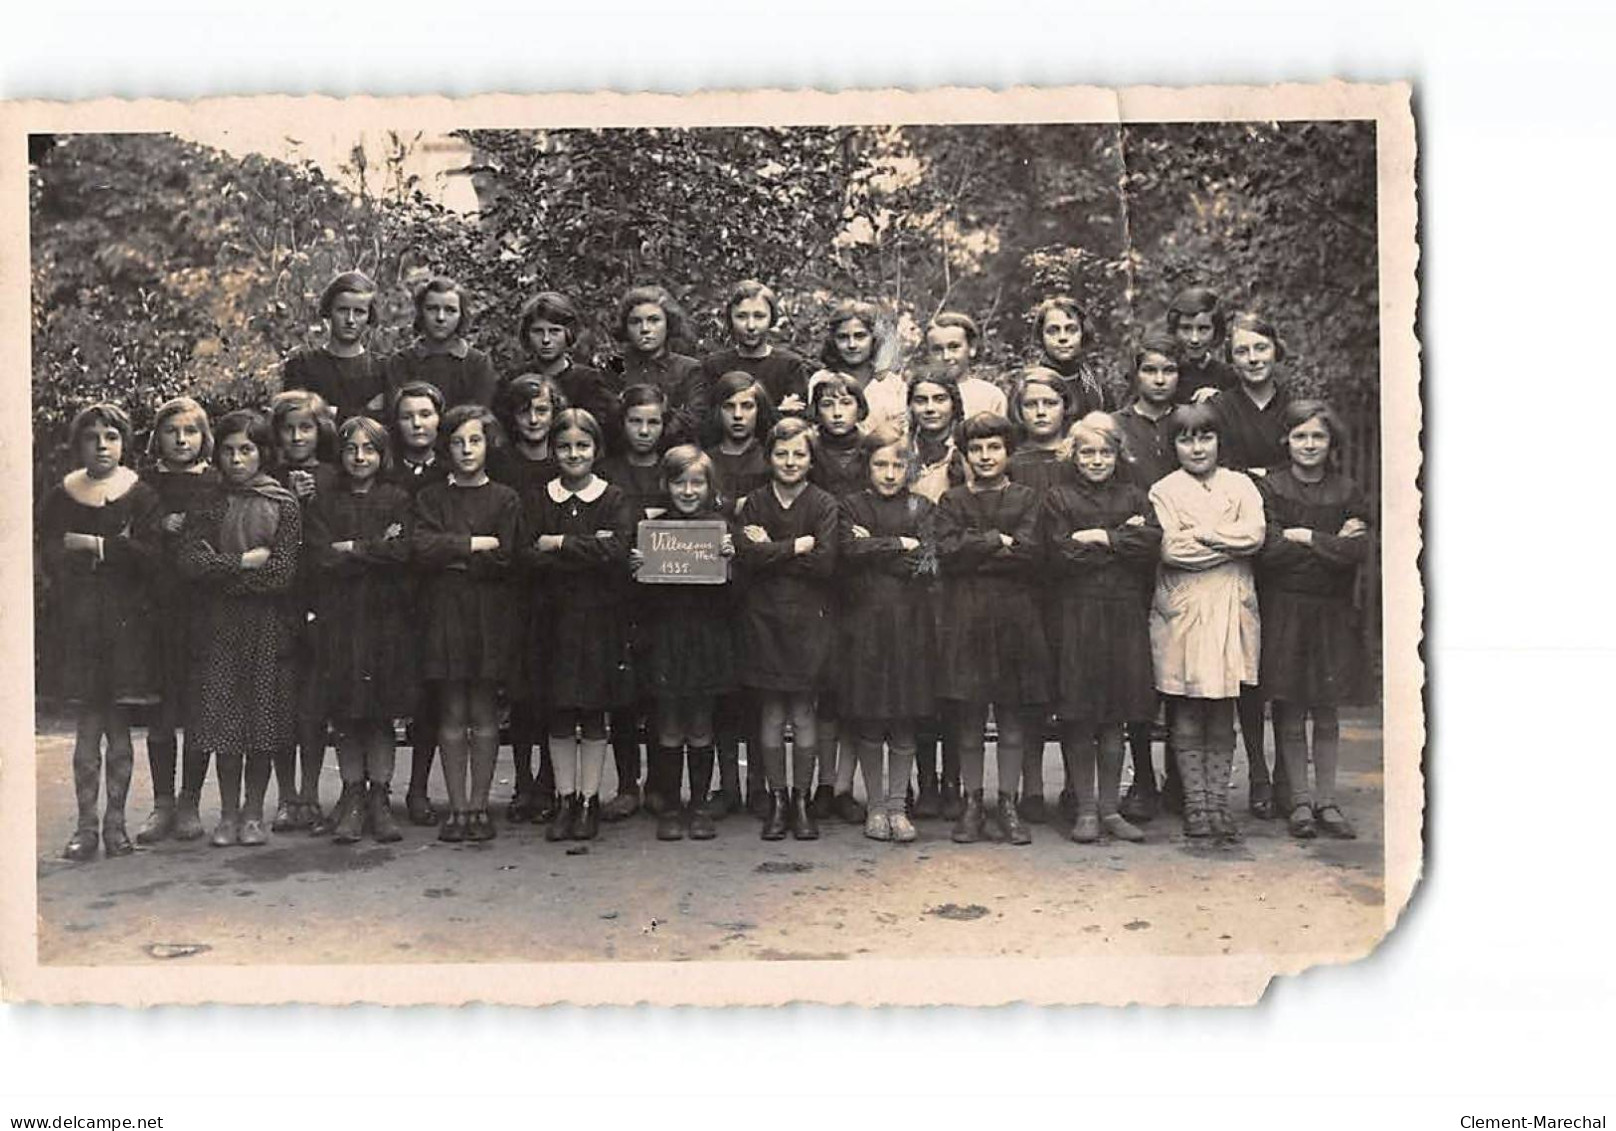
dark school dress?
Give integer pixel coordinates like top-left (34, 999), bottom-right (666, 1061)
top-left (733, 482), bottom-right (840, 693)
top-left (634, 509), bottom-right (736, 699)
top-left (1114, 402), bottom-right (1179, 491)
top-left (522, 477), bottom-right (636, 711)
top-left (709, 442), bottom-right (769, 519)
top-left (1045, 358), bottom-right (1119, 417)
top-left (272, 462), bottom-right (341, 726)
top-left (383, 452), bottom-right (450, 497)
top-left (38, 471), bottom-right (162, 707)
top-left (1211, 383), bottom-right (1293, 473)
top-left (305, 481), bottom-right (417, 720)
top-left (147, 465), bottom-right (221, 722)
top-left (932, 483), bottom-right (1050, 706)
top-left (1042, 478), bottom-right (1162, 725)
top-left (1175, 355), bottom-right (1238, 404)
top-left (383, 342), bottom-right (499, 410)
top-left (597, 455), bottom-right (666, 522)
top-left (1007, 447), bottom-right (1080, 498)
top-left (700, 346), bottom-right (814, 413)
top-left (411, 479), bottom-right (523, 684)
top-left (177, 482), bottom-right (302, 754)
top-left (809, 431), bottom-right (866, 500)
top-left (282, 347), bottom-right (385, 423)
top-left (620, 350), bottom-right (706, 445)
top-left (488, 446), bottom-right (560, 499)
top-left (1255, 468), bottom-right (1370, 706)
top-left (837, 490), bottom-right (939, 721)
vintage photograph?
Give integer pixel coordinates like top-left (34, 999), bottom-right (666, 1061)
top-left (3, 86), bottom-right (1421, 1004)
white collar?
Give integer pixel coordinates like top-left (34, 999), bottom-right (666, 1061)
top-left (547, 475), bottom-right (607, 504)
top-left (63, 466), bottom-right (137, 506)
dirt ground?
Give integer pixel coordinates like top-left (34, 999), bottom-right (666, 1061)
top-left (31, 711), bottom-right (1385, 967)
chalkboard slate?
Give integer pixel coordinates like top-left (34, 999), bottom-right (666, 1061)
top-left (635, 519), bottom-right (730, 585)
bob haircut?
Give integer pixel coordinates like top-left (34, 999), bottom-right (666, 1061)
top-left (1065, 410), bottom-right (1128, 461)
top-left (1165, 286), bottom-right (1223, 337)
top-left (212, 409), bottom-right (276, 466)
top-left (550, 406), bottom-right (606, 453)
top-left (500, 372), bottom-right (568, 433)
top-left (959, 411), bottom-right (1018, 453)
top-left (614, 284), bottom-right (689, 345)
top-left (820, 299), bottom-right (886, 370)
top-left (928, 310), bottom-right (981, 349)
top-left (659, 444), bottom-right (719, 502)
top-left (412, 276), bottom-right (472, 337)
top-left (68, 401), bottom-right (134, 461)
top-left (1032, 295), bottom-right (1091, 344)
top-left (858, 422), bottom-right (912, 477)
top-left (337, 415), bottom-right (393, 474)
top-left (723, 279), bottom-right (780, 327)
top-left (809, 371), bottom-right (869, 423)
top-left (905, 365), bottom-right (965, 434)
top-left (517, 291), bottom-right (583, 349)
top-left (1132, 330), bottom-right (1182, 373)
top-left (706, 370), bottom-right (779, 445)
top-left (1223, 311), bottom-right (1289, 363)
top-left (764, 414), bottom-right (817, 459)
top-left (269, 388), bottom-right (338, 462)
top-left (318, 270), bottom-right (379, 324)
top-left (146, 395), bottom-right (214, 464)
top-left (1281, 397), bottom-right (1348, 457)
top-left (1167, 401), bottom-right (1224, 442)
top-left (440, 403), bottom-right (506, 452)
top-left (1007, 366), bottom-right (1074, 430)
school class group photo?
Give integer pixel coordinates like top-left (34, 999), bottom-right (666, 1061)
top-left (40, 266), bottom-right (1373, 868)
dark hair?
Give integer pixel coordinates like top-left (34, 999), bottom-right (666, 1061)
top-left (1223, 311), bottom-right (1288, 363)
top-left (318, 270), bottom-right (379, 324)
top-left (706, 370), bottom-right (778, 447)
top-left (905, 366), bottom-right (965, 436)
top-left (517, 291), bottom-right (583, 350)
top-left (1166, 286), bottom-right (1223, 338)
top-left (1167, 401), bottom-right (1223, 441)
top-left (1281, 397), bottom-right (1347, 463)
top-left (145, 395), bottom-right (213, 463)
top-left (269, 388), bottom-right (338, 463)
top-left (499, 373), bottom-right (568, 438)
top-left (1007, 367), bottom-right (1073, 432)
top-left (810, 371), bottom-right (869, 423)
top-left (390, 379), bottom-right (445, 424)
top-left (551, 407), bottom-right (606, 453)
top-left (337, 415), bottom-right (393, 474)
top-left (413, 276), bottom-right (471, 337)
top-left (820, 299), bottom-right (885, 370)
top-left (615, 284), bottom-right (689, 345)
top-left (213, 409), bottom-right (275, 467)
top-left (928, 311), bottom-right (981, 349)
top-left (959, 411), bottom-right (1017, 453)
top-left (1132, 330), bottom-right (1182, 373)
top-left (723, 279), bottom-right (780, 328)
top-left (68, 401), bottom-right (134, 462)
top-left (1031, 295), bottom-right (1090, 345)
top-left (440, 403), bottom-right (505, 452)
top-left (619, 383), bottom-right (669, 417)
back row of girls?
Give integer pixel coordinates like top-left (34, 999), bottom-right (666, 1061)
top-left (43, 272), bottom-right (1368, 859)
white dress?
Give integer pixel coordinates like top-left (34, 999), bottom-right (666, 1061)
top-left (1147, 468), bottom-right (1265, 699)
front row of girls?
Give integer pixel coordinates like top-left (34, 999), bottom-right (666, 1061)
top-left (45, 349), bottom-right (1366, 859)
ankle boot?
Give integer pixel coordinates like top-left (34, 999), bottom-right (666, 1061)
top-left (790, 788), bottom-right (820, 840)
top-left (687, 795), bottom-right (717, 840)
top-left (332, 783), bottom-right (365, 843)
top-left (656, 804), bottom-right (686, 841)
top-left (63, 825), bottom-right (99, 861)
top-left (135, 800), bottom-right (176, 845)
top-left (992, 792), bottom-right (1032, 845)
top-left (761, 788), bottom-right (790, 841)
top-left (951, 789), bottom-right (986, 843)
top-left (574, 794), bottom-right (601, 840)
top-left (546, 793), bottom-right (579, 842)
top-left (369, 783), bottom-right (402, 843)
top-left (172, 795), bottom-right (205, 841)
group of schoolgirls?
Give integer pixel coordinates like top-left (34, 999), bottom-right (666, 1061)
top-left (42, 272), bottom-right (1368, 863)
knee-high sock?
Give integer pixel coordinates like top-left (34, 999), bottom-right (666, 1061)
top-left (179, 735), bottom-right (211, 803)
top-left (688, 744), bottom-right (716, 801)
top-left (886, 732), bottom-right (916, 811)
top-left (146, 729), bottom-right (177, 806)
top-left (1061, 724), bottom-right (1098, 815)
top-left (71, 715), bottom-right (103, 831)
top-left (854, 734), bottom-right (884, 809)
top-left (1237, 685), bottom-right (1268, 783)
top-left (297, 718), bottom-right (326, 804)
top-left (215, 750), bottom-right (244, 818)
top-left (104, 723), bottom-right (134, 826)
top-left (1313, 707), bottom-right (1341, 807)
top-left (1097, 724), bottom-right (1125, 817)
top-left (244, 750), bottom-right (273, 820)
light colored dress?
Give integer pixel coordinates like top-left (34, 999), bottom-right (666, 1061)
top-left (1147, 467), bottom-right (1265, 699)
